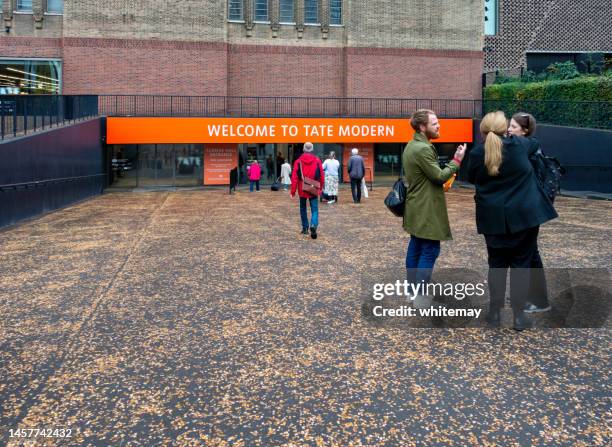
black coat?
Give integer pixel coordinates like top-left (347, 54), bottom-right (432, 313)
top-left (467, 135), bottom-right (558, 235)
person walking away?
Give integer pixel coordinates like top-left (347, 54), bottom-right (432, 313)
top-left (280, 159), bottom-right (292, 191)
top-left (322, 151), bottom-right (340, 204)
top-left (266, 154), bottom-right (275, 180)
top-left (468, 111), bottom-right (558, 330)
top-left (247, 160), bottom-right (261, 192)
top-left (347, 148), bottom-right (365, 203)
top-left (508, 112), bottom-right (553, 313)
top-left (402, 109), bottom-right (467, 308)
top-left (291, 142), bottom-right (324, 239)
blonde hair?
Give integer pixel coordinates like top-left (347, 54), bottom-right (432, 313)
top-left (480, 111), bottom-right (507, 176)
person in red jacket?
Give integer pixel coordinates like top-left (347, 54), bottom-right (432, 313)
top-left (291, 142), bottom-right (324, 239)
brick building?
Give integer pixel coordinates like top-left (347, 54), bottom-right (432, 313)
top-left (484, 0), bottom-right (612, 75)
top-left (1, 1), bottom-right (484, 99)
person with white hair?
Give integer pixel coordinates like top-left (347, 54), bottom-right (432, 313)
top-left (322, 151), bottom-right (340, 204)
top-left (347, 148), bottom-right (365, 203)
top-left (290, 142), bottom-right (325, 239)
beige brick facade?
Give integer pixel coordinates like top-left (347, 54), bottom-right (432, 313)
top-left (1, 1), bottom-right (484, 99)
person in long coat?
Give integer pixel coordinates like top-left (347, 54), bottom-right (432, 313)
top-left (468, 111), bottom-right (558, 330)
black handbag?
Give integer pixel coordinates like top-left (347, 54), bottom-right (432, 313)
top-left (384, 178), bottom-right (407, 217)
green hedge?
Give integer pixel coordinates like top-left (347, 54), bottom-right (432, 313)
top-left (483, 77), bottom-right (612, 129)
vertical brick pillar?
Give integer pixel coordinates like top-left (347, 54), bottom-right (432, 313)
top-left (296, 0), bottom-right (304, 38)
top-left (270, 0), bottom-right (280, 37)
top-left (3, 0), bottom-right (13, 32)
top-left (320, 0), bottom-right (329, 39)
top-left (244, 0), bottom-right (254, 37)
top-left (33, 0), bottom-right (44, 29)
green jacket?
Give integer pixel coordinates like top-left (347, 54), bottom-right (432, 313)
top-left (402, 132), bottom-right (459, 241)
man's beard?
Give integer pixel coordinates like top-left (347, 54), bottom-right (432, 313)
top-left (425, 129), bottom-right (440, 140)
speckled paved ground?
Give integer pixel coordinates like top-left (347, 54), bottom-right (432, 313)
top-left (0, 188), bottom-right (610, 446)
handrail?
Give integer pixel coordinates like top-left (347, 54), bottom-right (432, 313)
top-left (0, 174), bottom-right (106, 190)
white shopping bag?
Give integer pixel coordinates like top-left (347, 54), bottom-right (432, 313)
top-left (361, 177), bottom-right (369, 199)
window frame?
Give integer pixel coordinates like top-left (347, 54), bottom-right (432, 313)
top-left (45, 0), bottom-right (64, 15)
top-left (253, 0), bottom-right (270, 23)
top-left (0, 57), bottom-right (62, 95)
top-left (15, 0), bottom-right (34, 13)
top-left (330, 0), bottom-right (342, 26)
top-left (484, 0), bottom-right (498, 36)
top-left (227, 0), bottom-right (245, 22)
top-left (304, 0), bottom-right (319, 25)
top-left (279, 0), bottom-right (295, 25)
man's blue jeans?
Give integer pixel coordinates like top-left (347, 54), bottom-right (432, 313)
top-left (406, 235), bottom-right (441, 286)
top-left (249, 180), bottom-right (260, 192)
top-left (299, 197), bottom-right (318, 230)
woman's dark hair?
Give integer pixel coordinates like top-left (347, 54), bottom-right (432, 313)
top-left (511, 112), bottom-right (537, 137)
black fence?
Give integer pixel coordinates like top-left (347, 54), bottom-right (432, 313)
top-left (99, 95), bottom-right (483, 119)
top-left (0, 95), bottom-right (609, 135)
top-left (0, 95), bottom-right (99, 140)
top-left (99, 95), bottom-right (611, 130)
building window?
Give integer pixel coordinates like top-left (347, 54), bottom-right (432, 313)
top-left (47, 0), bottom-right (63, 14)
top-left (304, 0), bottom-right (318, 24)
top-left (330, 0), bottom-right (342, 25)
top-left (484, 0), bottom-right (498, 35)
top-left (228, 0), bottom-right (243, 21)
top-left (254, 0), bottom-right (269, 22)
top-left (0, 59), bottom-right (62, 95)
top-left (17, 0), bottom-right (33, 11)
top-left (280, 0), bottom-right (294, 23)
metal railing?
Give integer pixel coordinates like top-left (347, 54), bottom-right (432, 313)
top-left (99, 95), bottom-right (611, 129)
top-left (1, 95), bottom-right (609, 138)
top-left (98, 95), bottom-right (484, 119)
top-left (0, 95), bottom-right (99, 140)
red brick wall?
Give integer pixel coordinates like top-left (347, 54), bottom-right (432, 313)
top-left (0, 37), bottom-right (62, 58)
top-left (0, 37), bottom-right (483, 101)
top-left (228, 45), bottom-right (345, 98)
top-left (346, 48), bottom-right (484, 100)
top-left (61, 38), bottom-right (228, 96)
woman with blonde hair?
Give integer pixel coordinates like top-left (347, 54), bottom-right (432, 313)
top-left (467, 111), bottom-right (557, 330)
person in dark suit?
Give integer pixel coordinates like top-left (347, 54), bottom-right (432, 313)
top-left (467, 111), bottom-right (558, 330)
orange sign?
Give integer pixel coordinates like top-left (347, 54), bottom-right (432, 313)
top-left (343, 144), bottom-right (375, 182)
top-left (203, 144), bottom-right (238, 185)
top-left (106, 117), bottom-right (473, 144)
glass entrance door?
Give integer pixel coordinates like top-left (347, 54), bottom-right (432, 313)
top-left (175, 144), bottom-right (203, 186)
top-left (239, 143), bottom-right (277, 185)
top-left (155, 144), bottom-right (176, 186)
top-left (137, 144), bottom-right (203, 187)
top-left (374, 143), bottom-right (403, 184)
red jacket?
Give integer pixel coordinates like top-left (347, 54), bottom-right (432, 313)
top-left (291, 153), bottom-right (324, 198)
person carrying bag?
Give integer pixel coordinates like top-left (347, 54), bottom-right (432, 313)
top-left (290, 142), bottom-right (324, 240)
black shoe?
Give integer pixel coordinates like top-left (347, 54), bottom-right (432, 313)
top-left (310, 226), bottom-right (317, 239)
top-left (513, 312), bottom-right (533, 331)
top-left (300, 228), bottom-right (309, 235)
top-left (524, 302), bottom-right (551, 313)
top-left (485, 308), bottom-right (501, 327)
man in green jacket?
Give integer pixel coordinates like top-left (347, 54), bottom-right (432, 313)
top-left (402, 109), bottom-right (466, 304)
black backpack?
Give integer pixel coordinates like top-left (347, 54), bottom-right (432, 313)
top-left (529, 148), bottom-right (565, 203)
